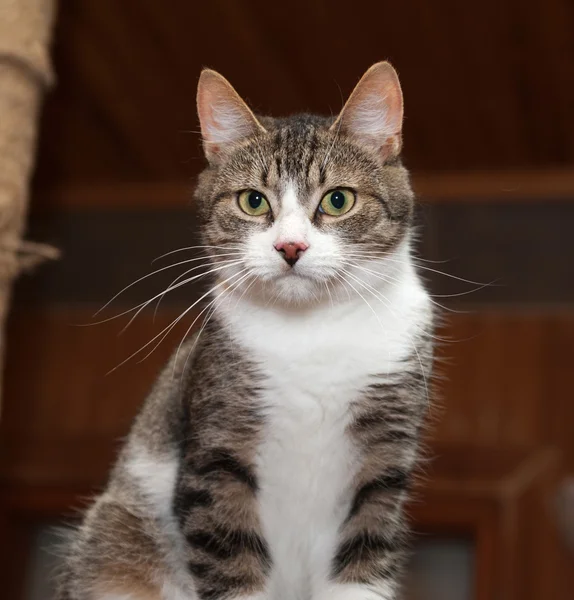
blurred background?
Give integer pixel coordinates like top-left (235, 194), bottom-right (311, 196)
top-left (0, 1), bottom-right (573, 599)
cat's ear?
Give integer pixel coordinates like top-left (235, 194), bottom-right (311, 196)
top-left (331, 62), bottom-right (403, 162)
top-left (197, 69), bottom-right (266, 163)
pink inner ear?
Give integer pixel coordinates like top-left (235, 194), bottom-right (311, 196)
top-left (197, 70), bottom-right (265, 159)
top-left (333, 62), bottom-right (404, 158)
top-left (348, 92), bottom-right (401, 138)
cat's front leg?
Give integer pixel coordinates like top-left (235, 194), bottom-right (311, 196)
top-left (93, 583), bottom-right (269, 600)
top-left (313, 529), bottom-right (403, 600)
top-left (176, 449), bottom-right (271, 600)
top-left (314, 582), bottom-right (395, 600)
top-left (312, 469), bottom-right (410, 600)
top-left (315, 390), bottom-right (424, 600)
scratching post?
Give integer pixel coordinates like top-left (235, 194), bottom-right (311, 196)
top-left (0, 0), bottom-right (59, 411)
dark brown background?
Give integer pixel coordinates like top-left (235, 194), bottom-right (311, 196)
top-left (2, 1), bottom-right (574, 598)
top-left (33, 0), bottom-right (574, 187)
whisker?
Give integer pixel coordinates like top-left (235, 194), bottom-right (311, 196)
top-left (345, 251), bottom-right (496, 287)
top-left (320, 84), bottom-right (347, 177)
top-left (324, 278), bottom-right (335, 308)
top-left (342, 264), bottom-right (450, 343)
top-left (337, 270), bottom-right (389, 342)
top-left (320, 112), bottom-right (343, 177)
top-left (178, 301), bottom-right (220, 385)
top-left (175, 269), bottom-right (254, 376)
top-left (151, 256), bottom-right (242, 320)
top-left (340, 268), bottom-right (430, 408)
top-left (178, 270), bottom-right (259, 382)
top-left (118, 259), bottom-right (245, 334)
top-left (338, 270), bottom-right (390, 340)
top-left (142, 270), bottom-right (252, 370)
top-left (232, 273), bottom-right (258, 311)
top-left (106, 267), bottom-right (250, 374)
top-left (151, 245), bottom-right (244, 264)
top-left (342, 268), bottom-right (393, 311)
top-left (252, 138), bottom-right (270, 177)
top-left (332, 271), bottom-right (352, 303)
top-left (147, 291), bottom-right (225, 368)
top-left (342, 260), bottom-right (474, 315)
top-left (347, 246), bottom-right (451, 264)
top-left (341, 260), bottom-right (459, 315)
top-left (95, 254), bottom-right (240, 317)
top-left (84, 259), bottom-right (245, 328)
top-left (430, 287), bottom-right (495, 299)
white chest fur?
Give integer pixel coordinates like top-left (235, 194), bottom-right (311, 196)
top-left (218, 263), bottom-right (429, 600)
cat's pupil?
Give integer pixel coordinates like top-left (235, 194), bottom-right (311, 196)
top-left (248, 191), bottom-right (263, 209)
top-left (331, 191), bottom-right (345, 210)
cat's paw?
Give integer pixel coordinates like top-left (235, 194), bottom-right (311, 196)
top-left (314, 583), bottom-right (394, 600)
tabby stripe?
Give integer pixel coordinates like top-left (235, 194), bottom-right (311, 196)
top-left (375, 430), bottom-right (417, 443)
top-left (318, 161), bottom-right (327, 185)
top-left (367, 382), bottom-right (402, 393)
top-left (348, 554), bottom-right (406, 585)
top-left (400, 369), bottom-right (426, 384)
top-left (304, 135), bottom-right (318, 179)
top-left (197, 573), bottom-right (256, 600)
top-left (187, 561), bottom-right (213, 578)
top-left (178, 488), bottom-right (213, 508)
top-left (174, 488), bottom-right (213, 525)
top-left (349, 469), bottom-right (410, 517)
top-left (375, 195), bottom-right (393, 220)
top-left (333, 532), bottom-right (401, 575)
top-left (199, 589), bottom-right (224, 600)
top-left (352, 413), bottom-right (383, 431)
top-left (261, 160), bottom-right (269, 187)
top-left (352, 411), bottom-right (414, 432)
top-left (189, 561), bottom-right (257, 594)
top-left (284, 128), bottom-right (294, 174)
top-left (196, 449), bottom-right (258, 491)
top-left (186, 528), bottom-right (270, 563)
top-left (376, 560), bottom-right (403, 580)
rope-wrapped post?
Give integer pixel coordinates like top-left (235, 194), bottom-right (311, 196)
top-left (0, 0), bottom-right (59, 412)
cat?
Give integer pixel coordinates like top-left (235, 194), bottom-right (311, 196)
top-left (57, 62), bottom-right (434, 600)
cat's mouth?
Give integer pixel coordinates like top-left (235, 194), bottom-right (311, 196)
top-left (277, 268), bottom-right (314, 281)
top-left (271, 267), bottom-right (333, 303)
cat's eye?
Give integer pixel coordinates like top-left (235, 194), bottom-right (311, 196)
top-left (319, 189), bottom-right (355, 217)
top-left (238, 190), bottom-right (270, 216)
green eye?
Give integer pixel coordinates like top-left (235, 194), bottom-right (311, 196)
top-left (238, 190), bottom-right (270, 216)
top-left (319, 189), bottom-right (355, 216)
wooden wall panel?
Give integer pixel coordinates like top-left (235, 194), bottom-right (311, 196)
top-left (2, 307), bottom-right (573, 484)
top-left (32, 0), bottom-right (574, 196)
top-left (434, 312), bottom-right (574, 468)
top-left (1, 309), bottom-right (192, 445)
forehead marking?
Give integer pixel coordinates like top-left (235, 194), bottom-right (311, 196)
top-left (275, 182), bottom-right (309, 243)
top-left (280, 183), bottom-right (299, 214)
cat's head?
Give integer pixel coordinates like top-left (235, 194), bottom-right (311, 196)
top-left (194, 62), bottom-right (415, 307)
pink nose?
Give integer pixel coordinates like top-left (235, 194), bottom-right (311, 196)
top-left (274, 241), bottom-right (309, 266)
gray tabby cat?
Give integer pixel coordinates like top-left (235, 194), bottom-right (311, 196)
top-left (58, 62), bottom-right (434, 600)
